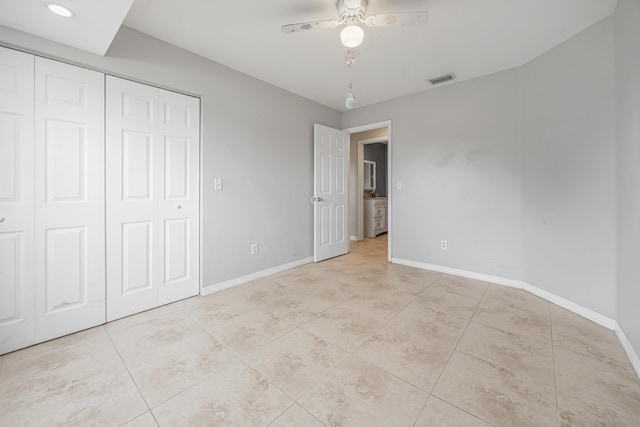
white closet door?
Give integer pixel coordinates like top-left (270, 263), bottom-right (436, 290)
top-left (34, 57), bottom-right (105, 342)
top-left (106, 77), bottom-right (159, 320)
top-left (158, 89), bottom-right (200, 304)
top-left (0, 47), bottom-right (35, 354)
top-left (106, 76), bottom-right (200, 321)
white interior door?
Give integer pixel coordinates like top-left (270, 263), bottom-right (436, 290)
top-left (106, 76), bottom-right (199, 321)
top-left (314, 124), bottom-right (349, 262)
top-left (158, 89), bottom-right (200, 305)
top-left (106, 77), bottom-right (159, 320)
top-left (0, 47), bottom-right (35, 354)
top-left (34, 57), bottom-right (105, 342)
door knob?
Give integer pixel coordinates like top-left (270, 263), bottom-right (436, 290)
top-left (0, 217), bottom-right (4, 223)
top-left (175, 204), bottom-right (182, 209)
top-left (311, 197), bottom-right (324, 203)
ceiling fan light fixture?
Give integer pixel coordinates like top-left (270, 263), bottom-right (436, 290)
top-left (340, 25), bottom-right (364, 48)
top-left (46, 2), bottom-right (75, 18)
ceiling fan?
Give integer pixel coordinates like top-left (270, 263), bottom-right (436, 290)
top-left (281, 0), bottom-right (428, 47)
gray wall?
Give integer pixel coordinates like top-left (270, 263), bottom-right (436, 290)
top-left (364, 144), bottom-right (387, 197)
top-left (520, 17), bottom-right (617, 317)
top-left (0, 25), bottom-right (341, 288)
top-left (343, 70), bottom-right (524, 280)
top-left (342, 16), bottom-right (618, 319)
top-left (616, 0), bottom-right (640, 357)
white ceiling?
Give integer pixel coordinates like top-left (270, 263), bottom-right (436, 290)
top-left (0, 0), bottom-right (618, 111)
top-left (0, 0), bottom-right (134, 56)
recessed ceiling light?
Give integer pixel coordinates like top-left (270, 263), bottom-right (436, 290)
top-left (46, 3), bottom-right (75, 18)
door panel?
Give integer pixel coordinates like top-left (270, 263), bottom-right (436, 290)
top-left (0, 114), bottom-right (21, 200)
top-left (44, 226), bottom-right (86, 313)
top-left (34, 57), bottom-right (105, 342)
top-left (44, 120), bottom-right (87, 202)
top-left (122, 221), bottom-right (153, 294)
top-left (0, 47), bottom-right (35, 354)
top-left (164, 218), bottom-right (188, 284)
top-left (313, 124), bottom-right (349, 262)
top-left (165, 137), bottom-right (189, 200)
top-left (122, 130), bottom-right (154, 201)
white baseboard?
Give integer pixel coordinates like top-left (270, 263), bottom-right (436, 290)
top-left (392, 257), bottom-right (616, 329)
top-left (520, 282), bottom-right (617, 330)
top-left (391, 257), bottom-right (639, 378)
top-left (350, 235), bottom-right (359, 241)
top-left (391, 258), bottom-right (524, 289)
top-left (201, 256), bottom-right (313, 296)
top-left (615, 323), bottom-right (640, 380)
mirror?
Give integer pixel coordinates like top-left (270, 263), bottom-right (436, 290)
top-left (364, 160), bottom-right (376, 191)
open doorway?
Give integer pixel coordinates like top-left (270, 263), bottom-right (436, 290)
top-left (344, 121), bottom-right (392, 262)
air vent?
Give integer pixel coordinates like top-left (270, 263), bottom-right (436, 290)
top-left (428, 73), bottom-right (456, 85)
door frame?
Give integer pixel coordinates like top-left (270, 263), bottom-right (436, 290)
top-left (344, 120), bottom-right (392, 263)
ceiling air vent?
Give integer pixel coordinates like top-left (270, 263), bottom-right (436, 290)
top-left (428, 73), bottom-right (456, 85)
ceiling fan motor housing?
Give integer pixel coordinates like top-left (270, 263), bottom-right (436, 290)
top-left (339, 0), bottom-right (367, 23)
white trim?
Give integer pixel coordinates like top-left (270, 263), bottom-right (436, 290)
top-left (350, 235), bottom-right (359, 241)
top-left (615, 323), bottom-right (640, 380)
top-left (521, 282), bottom-right (617, 330)
top-left (391, 258), bottom-right (523, 289)
top-left (198, 99), bottom-right (204, 296)
top-left (202, 256), bottom-right (313, 295)
top-left (344, 121), bottom-right (391, 134)
top-left (391, 257), bottom-right (617, 329)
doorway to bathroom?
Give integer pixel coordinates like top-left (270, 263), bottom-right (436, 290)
top-left (345, 121), bottom-right (391, 263)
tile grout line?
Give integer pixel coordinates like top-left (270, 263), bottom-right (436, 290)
top-left (548, 304), bottom-right (561, 427)
top-left (107, 311), bottom-right (232, 415)
top-left (411, 394), bottom-right (433, 427)
top-left (413, 280), bottom-right (495, 427)
top-left (406, 273), bottom-right (446, 427)
top-left (102, 325), bottom-right (153, 422)
top-left (286, 260), bottom-right (426, 423)
top-left (425, 282), bottom-right (497, 426)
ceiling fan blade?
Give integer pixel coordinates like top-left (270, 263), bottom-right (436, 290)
top-left (365, 11), bottom-right (428, 28)
top-left (281, 20), bottom-right (341, 34)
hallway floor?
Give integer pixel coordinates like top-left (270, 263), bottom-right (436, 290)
top-left (1, 235), bottom-right (640, 426)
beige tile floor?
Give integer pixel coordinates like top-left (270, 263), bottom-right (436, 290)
top-left (1, 235), bottom-right (640, 426)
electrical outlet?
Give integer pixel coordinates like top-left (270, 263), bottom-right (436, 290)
top-left (440, 240), bottom-right (448, 250)
top-left (214, 178), bottom-right (223, 191)
top-left (251, 243), bottom-right (258, 255)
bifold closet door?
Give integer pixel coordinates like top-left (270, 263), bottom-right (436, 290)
top-left (0, 47), bottom-right (35, 354)
top-left (33, 57), bottom-right (106, 342)
top-left (106, 76), bottom-right (200, 321)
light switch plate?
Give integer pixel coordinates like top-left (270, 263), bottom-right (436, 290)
top-left (214, 178), bottom-right (223, 191)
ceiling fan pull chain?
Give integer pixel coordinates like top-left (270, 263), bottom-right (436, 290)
top-left (346, 56), bottom-right (356, 110)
